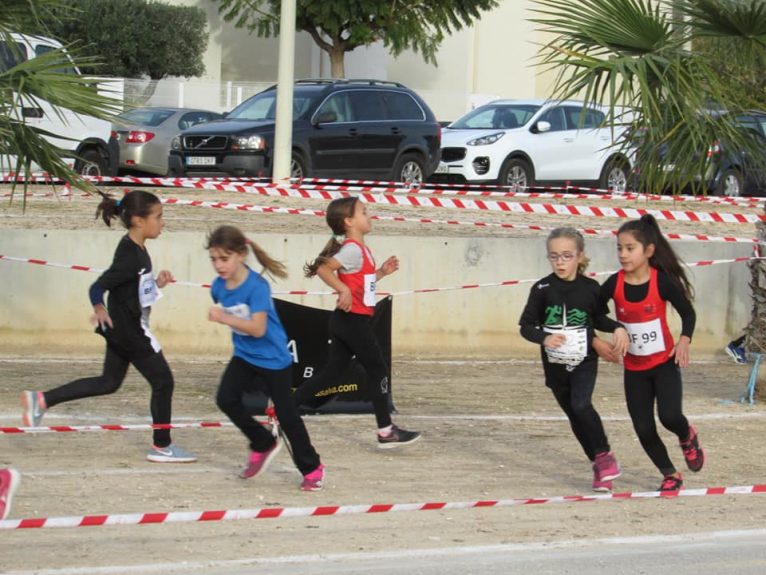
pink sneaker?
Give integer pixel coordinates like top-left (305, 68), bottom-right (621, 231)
top-left (239, 440), bottom-right (282, 479)
top-left (0, 468), bottom-right (21, 520)
top-left (301, 463), bottom-right (325, 491)
top-left (593, 451), bottom-right (621, 481)
top-left (592, 464), bottom-right (613, 492)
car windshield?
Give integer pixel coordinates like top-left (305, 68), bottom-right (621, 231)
top-left (228, 89), bottom-right (316, 121)
top-left (450, 104), bottom-right (541, 129)
top-left (117, 109), bottom-right (175, 127)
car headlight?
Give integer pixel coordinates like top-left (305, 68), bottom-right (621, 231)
top-left (171, 136), bottom-right (181, 151)
top-left (467, 132), bottom-right (505, 146)
top-left (232, 135), bottom-right (265, 150)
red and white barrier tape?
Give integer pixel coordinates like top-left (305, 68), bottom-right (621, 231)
top-left (1, 484), bottom-right (763, 530)
top-left (0, 254), bottom-right (758, 297)
top-left (0, 421), bottom-right (237, 434)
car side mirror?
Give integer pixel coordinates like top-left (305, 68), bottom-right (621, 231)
top-left (533, 120), bottom-right (551, 134)
top-left (314, 111), bottom-right (337, 125)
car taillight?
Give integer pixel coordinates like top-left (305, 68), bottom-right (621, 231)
top-left (707, 140), bottom-right (721, 158)
top-left (126, 131), bottom-right (155, 144)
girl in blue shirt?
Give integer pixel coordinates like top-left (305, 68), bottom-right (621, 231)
top-left (207, 225), bottom-right (324, 491)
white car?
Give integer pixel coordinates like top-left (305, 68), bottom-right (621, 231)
top-left (431, 99), bottom-right (632, 191)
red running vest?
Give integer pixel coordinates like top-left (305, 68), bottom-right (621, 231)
top-left (613, 268), bottom-right (674, 371)
top-left (337, 239), bottom-right (377, 316)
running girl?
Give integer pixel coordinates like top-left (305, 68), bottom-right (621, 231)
top-left (21, 190), bottom-right (196, 463)
top-left (600, 214), bottom-right (704, 492)
top-left (520, 227), bottom-right (628, 492)
top-left (207, 225), bottom-right (324, 491)
top-left (294, 196), bottom-right (420, 448)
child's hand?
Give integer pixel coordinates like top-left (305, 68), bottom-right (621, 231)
top-left (156, 270), bottom-right (174, 288)
top-left (543, 333), bottom-right (566, 349)
top-left (592, 336), bottom-right (620, 363)
top-left (379, 256), bottom-right (399, 277)
top-left (612, 327), bottom-right (629, 359)
top-left (89, 305), bottom-right (113, 331)
top-left (671, 335), bottom-right (691, 368)
top-left (336, 287), bottom-right (352, 312)
top-left (208, 306), bottom-right (227, 324)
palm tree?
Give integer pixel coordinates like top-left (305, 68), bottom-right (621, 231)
top-left (531, 0), bottom-right (766, 195)
top-left (1, 0), bottom-right (121, 200)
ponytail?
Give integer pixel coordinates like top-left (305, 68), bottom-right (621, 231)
top-left (206, 225), bottom-right (287, 281)
top-left (95, 189), bottom-right (159, 229)
top-left (304, 196), bottom-right (358, 278)
top-left (618, 214), bottom-right (694, 301)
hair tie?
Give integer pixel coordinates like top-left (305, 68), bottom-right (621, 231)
top-left (332, 233), bottom-right (345, 242)
top-left (115, 198), bottom-right (122, 207)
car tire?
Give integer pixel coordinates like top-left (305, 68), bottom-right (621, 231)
top-left (599, 158), bottom-right (630, 192)
top-left (718, 168), bottom-right (744, 197)
top-left (291, 151), bottom-right (308, 179)
top-left (74, 149), bottom-right (108, 177)
top-left (498, 157), bottom-right (534, 191)
top-left (392, 153), bottom-right (425, 184)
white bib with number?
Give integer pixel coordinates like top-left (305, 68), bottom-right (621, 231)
top-left (543, 325), bottom-right (588, 368)
top-left (623, 318), bottom-right (665, 356)
top-left (363, 273), bottom-right (377, 307)
top-left (138, 271), bottom-right (162, 309)
top-left (222, 303), bottom-right (251, 336)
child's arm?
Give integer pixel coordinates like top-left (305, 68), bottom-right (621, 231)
top-left (317, 259), bottom-right (352, 312)
top-left (376, 256), bottom-right (399, 281)
top-left (208, 308), bottom-right (268, 337)
top-left (156, 270), bottom-right (174, 288)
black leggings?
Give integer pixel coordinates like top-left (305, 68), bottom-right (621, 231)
top-left (545, 359), bottom-right (610, 461)
top-left (43, 345), bottom-right (174, 447)
top-left (291, 310), bottom-right (392, 429)
top-left (217, 356), bottom-right (320, 476)
top-left (624, 358), bottom-right (690, 476)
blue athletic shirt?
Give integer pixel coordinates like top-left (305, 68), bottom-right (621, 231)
top-left (210, 267), bottom-right (292, 370)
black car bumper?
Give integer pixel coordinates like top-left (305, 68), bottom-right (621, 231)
top-left (168, 152), bottom-right (268, 177)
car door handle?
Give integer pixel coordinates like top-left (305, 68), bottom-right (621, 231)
top-left (348, 128), bottom-right (358, 136)
top-left (391, 127), bottom-right (400, 134)
top-left (22, 107), bottom-right (44, 119)
top-left (563, 137), bottom-right (575, 143)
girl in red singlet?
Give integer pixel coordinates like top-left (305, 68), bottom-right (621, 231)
top-left (294, 197), bottom-right (421, 448)
top-left (600, 214), bottom-right (704, 492)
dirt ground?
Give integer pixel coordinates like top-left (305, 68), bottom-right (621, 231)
top-left (1, 355), bottom-right (765, 573)
top-left (1, 184), bottom-right (766, 573)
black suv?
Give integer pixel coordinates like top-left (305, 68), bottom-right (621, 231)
top-left (168, 79), bottom-right (441, 183)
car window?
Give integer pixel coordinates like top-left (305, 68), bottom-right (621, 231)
top-left (34, 43), bottom-right (79, 75)
top-left (317, 93), bottom-right (355, 123)
top-left (349, 91), bottom-right (386, 121)
top-left (0, 41), bottom-right (27, 71)
top-left (230, 94), bottom-right (276, 120)
top-left (734, 115), bottom-right (761, 134)
top-left (384, 92), bottom-right (425, 120)
top-left (118, 109), bottom-right (175, 127)
top-left (564, 107), bottom-right (605, 129)
top-left (178, 112), bottom-right (218, 130)
top-left (540, 107), bottom-right (567, 132)
top-left (451, 104), bottom-right (540, 129)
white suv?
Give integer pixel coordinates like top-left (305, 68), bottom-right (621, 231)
top-left (431, 99), bottom-right (632, 191)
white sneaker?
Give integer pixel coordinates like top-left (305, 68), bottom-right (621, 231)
top-left (146, 444), bottom-right (197, 463)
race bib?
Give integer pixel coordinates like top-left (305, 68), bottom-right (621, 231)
top-left (543, 325), bottom-right (588, 368)
top-left (138, 271), bottom-right (162, 309)
top-left (623, 318), bottom-right (665, 356)
top-left (222, 303), bottom-right (251, 336)
top-left (364, 273), bottom-right (377, 307)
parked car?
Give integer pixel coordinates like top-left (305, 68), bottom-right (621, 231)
top-left (168, 79), bottom-right (442, 183)
top-left (112, 107), bottom-right (222, 175)
top-left (430, 99), bottom-right (633, 191)
top-left (1, 33), bottom-right (117, 176)
top-left (632, 110), bottom-right (766, 197)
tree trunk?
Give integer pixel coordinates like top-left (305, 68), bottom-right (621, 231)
top-left (329, 47), bottom-right (345, 79)
top-left (745, 212), bottom-right (766, 401)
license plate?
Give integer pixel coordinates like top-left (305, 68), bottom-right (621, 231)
top-left (435, 163), bottom-right (450, 174)
top-left (186, 156), bottom-right (216, 166)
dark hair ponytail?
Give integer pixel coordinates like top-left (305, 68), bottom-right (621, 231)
top-left (618, 214), bottom-right (694, 301)
top-left (303, 196), bottom-right (358, 278)
top-left (95, 189), bottom-right (160, 228)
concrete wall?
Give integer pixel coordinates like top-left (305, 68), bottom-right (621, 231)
top-left (0, 229), bottom-right (751, 358)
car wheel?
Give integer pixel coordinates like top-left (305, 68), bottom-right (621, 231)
top-left (599, 159), bottom-right (630, 192)
top-left (392, 153), bottom-right (425, 184)
top-left (291, 152), bottom-right (308, 180)
top-left (499, 158), bottom-right (534, 191)
top-left (719, 168), bottom-right (744, 197)
top-left (74, 149), bottom-right (108, 177)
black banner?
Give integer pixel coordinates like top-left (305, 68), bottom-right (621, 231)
top-left (243, 297), bottom-right (394, 415)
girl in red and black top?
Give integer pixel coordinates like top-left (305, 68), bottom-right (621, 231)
top-left (294, 197), bottom-right (421, 448)
top-left (600, 214), bottom-right (704, 492)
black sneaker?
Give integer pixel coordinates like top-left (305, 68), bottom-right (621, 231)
top-left (377, 425), bottom-right (422, 449)
top-left (679, 425), bottom-right (705, 472)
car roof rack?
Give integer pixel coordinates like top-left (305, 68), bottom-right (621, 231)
top-left (294, 78), bottom-right (405, 88)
